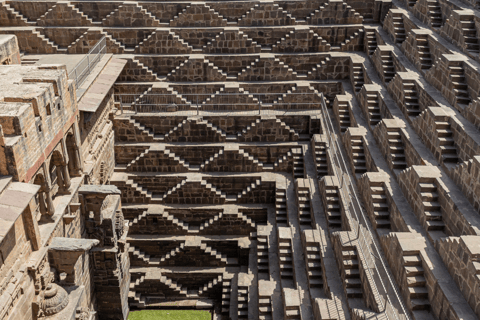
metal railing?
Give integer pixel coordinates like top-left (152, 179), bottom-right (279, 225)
top-left (70, 36), bottom-right (107, 89)
top-left (319, 94), bottom-right (410, 320)
top-left (114, 92), bottom-right (323, 114)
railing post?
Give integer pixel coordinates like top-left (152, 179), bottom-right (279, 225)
top-left (196, 95), bottom-right (199, 115)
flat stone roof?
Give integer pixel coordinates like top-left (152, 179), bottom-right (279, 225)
top-left (21, 54), bottom-right (86, 74)
top-left (0, 64), bottom-right (65, 88)
top-left (0, 181), bottom-right (39, 243)
top-left (0, 102), bottom-right (30, 117)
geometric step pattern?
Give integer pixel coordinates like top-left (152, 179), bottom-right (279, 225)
top-left (1, 0), bottom-right (375, 27)
top-left (123, 116), bottom-right (301, 143)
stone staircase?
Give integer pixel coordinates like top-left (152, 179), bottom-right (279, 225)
top-left (238, 149), bottom-right (265, 170)
top-left (427, 0), bottom-right (443, 28)
top-left (31, 29), bottom-right (63, 53)
top-left (292, 148), bottom-right (305, 179)
top-left (236, 57), bottom-right (297, 81)
top-left (128, 290), bottom-right (147, 308)
top-left (237, 211), bottom-right (257, 229)
top-left (336, 99), bottom-right (351, 133)
top-left (162, 148), bottom-right (192, 169)
top-left (238, 3), bottom-right (296, 26)
top-left (306, 0), bottom-right (362, 25)
top-left (197, 211), bottom-right (224, 232)
top-left (306, 56), bottom-right (331, 79)
top-left (271, 29), bottom-right (328, 52)
top-left (158, 119), bottom-right (189, 141)
top-left (273, 84), bottom-right (322, 110)
top-left (313, 141), bottom-right (329, 179)
top-left (270, 150), bottom-right (294, 171)
top-left (278, 238), bottom-right (294, 280)
top-left (402, 252), bottom-right (431, 312)
top-left (136, 30), bottom-right (194, 53)
top-left (128, 118), bottom-right (156, 140)
top-left (304, 241), bottom-right (323, 288)
top-left (129, 117), bottom-right (226, 143)
top-left (381, 51), bottom-right (395, 83)
top-left (100, 30), bottom-right (134, 53)
top-left (237, 118), bottom-right (261, 138)
top-left (199, 180), bottom-right (227, 202)
top-left (352, 63), bottom-right (365, 93)
top-left (160, 180), bottom-right (189, 202)
top-left (160, 275), bottom-right (188, 296)
top-left (191, 149), bottom-right (225, 171)
top-left (237, 284), bottom-right (249, 319)
top-left (129, 275), bottom-right (145, 291)
top-left (201, 86), bottom-right (260, 110)
top-left (350, 136), bottom-right (367, 175)
top-left (160, 210), bottom-right (190, 232)
top-left (258, 293), bottom-right (273, 319)
top-left (403, 80), bottom-right (422, 117)
top-left (171, 4), bottom-right (228, 27)
top-left (129, 242), bottom-right (186, 266)
top-left (128, 210), bottom-right (148, 227)
top-left (448, 62), bottom-right (471, 107)
top-left (434, 118), bottom-right (459, 164)
top-left (38, 2), bottom-right (94, 26)
top-left (370, 183), bottom-right (391, 229)
top-left (296, 185), bottom-right (313, 226)
top-left (419, 181), bottom-right (445, 232)
top-left (221, 277), bottom-right (232, 315)
top-left (0, 2), bottom-right (36, 25)
top-left (193, 117), bottom-right (228, 140)
top-left (365, 29), bottom-right (378, 55)
top-left (387, 128), bottom-right (407, 170)
top-left (124, 179), bottom-right (155, 201)
top-left (366, 90), bottom-right (382, 127)
top-left (200, 243), bottom-right (237, 265)
top-left (203, 29), bottom-right (262, 53)
top-left (198, 275), bottom-right (223, 296)
top-left (391, 11), bottom-right (406, 44)
top-left (130, 58), bottom-right (159, 81)
top-left (460, 14), bottom-right (480, 55)
top-left (276, 188), bottom-right (289, 226)
top-left (285, 304), bottom-right (301, 320)
top-left (234, 179), bottom-right (262, 202)
top-left (341, 247), bottom-right (363, 299)
top-left (323, 185), bottom-right (342, 230)
top-left (340, 29), bottom-right (365, 51)
top-left (167, 58), bottom-right (227, 81)
top-left (416, 33), bottom-right (433, 70)
top-left (257, 235), bottom-right (269, 274)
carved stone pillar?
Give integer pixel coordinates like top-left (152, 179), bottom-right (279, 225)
top-left (62, 164), bottom-right (71, 189)
top-left (55, 166), bottom-right (64, 190)
top-left (45, 190), bottom-right (55, 216)
top-left (67, 145), bottom-right (82, 176)
top-left (38, 192), bottom-right (47, 216)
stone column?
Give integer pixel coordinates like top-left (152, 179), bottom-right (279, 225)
top-left (45, 189), bottom-right (55, 215)
top-left (56, 166), bottom-right (65, 191)
top-left (70, 146), bottom-right (82, 175)
top-left (62, 164), bottom-right (71, 189)
top-left (38, 191), bottom-right (47, 215)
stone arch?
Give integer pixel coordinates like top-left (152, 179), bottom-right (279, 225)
top-left (33, 171), bottom-right (55, 216)
top-left (48, 148), bottom-right (71, 196)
